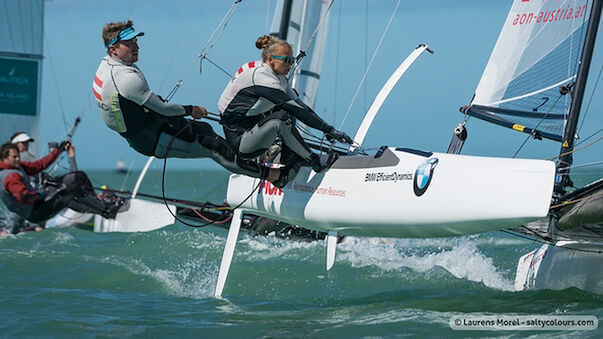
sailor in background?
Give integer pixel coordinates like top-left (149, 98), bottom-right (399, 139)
top-left (218, 35), bottom-right (353, 185)
top-left (93, 20), bottom-right (283, 184)
top-left (10, 132), bottom-right (37, 162)
top-left (0, 142), bottom-right (121, 235)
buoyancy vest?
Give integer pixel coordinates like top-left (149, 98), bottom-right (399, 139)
top-left (218, 61), bottom-right (296, 132)
top-left (0, 168), bottom-right (35, 218)
top-left (93, 56), bottom-right (191, 155)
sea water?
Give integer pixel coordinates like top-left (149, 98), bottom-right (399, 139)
top-left (1, 169), bottom-right (601, 337)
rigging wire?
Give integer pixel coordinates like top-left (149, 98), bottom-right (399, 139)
top-left (2, 0), bottom-right (15, 50)
top-left (127, 0), bottom-right (143, 20)
top-left (332, 1), bottom-right (342, 125)
top-left (512, 95), bottom-right (562, 158)
top-left (364, 0), bottom-right (368, 113)
top-left (501, 229), bottom-right (603, 254)
top-left (18, 0), bottom-right (25, 52)
top-left (287, 0), bottom-right (336, 77)
top-left (165, 0), bottom-right (242, 102)
top-left (265, 0), bottom-right (271, 34)
top-left (575, 126), bottom-right (603, 147)
top-left (43, 31), bottom-right (69, 130)
top-left (338, 0), bottom-right (402, 130)
top-left (202, 56), bottom-right (235, 80)
top-left (158, 0), bottom-right (197, 93)
top-left (557, 160), bottom-right (603, 171)
top-left (577, 62), bottom-right (603, 135)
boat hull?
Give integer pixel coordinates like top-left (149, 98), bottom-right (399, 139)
top-left (93, 198), bottom-right (175, 233)
top-left (515, 241), bottom-right (603, 294)
top-left (227, 148), bottom-right (556, 238)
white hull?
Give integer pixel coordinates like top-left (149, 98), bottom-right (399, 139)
top-left (93, 198), bottom-right (176, 233)
top-left (515, 241), bottom-right (603, 294)
top-left (227, 148), bottom-right (556, 238)
top-left (45, 209), bottom-right (93, 228)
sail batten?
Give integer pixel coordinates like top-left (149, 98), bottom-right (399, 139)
top-left (468, 0), bottom-right (593, 141)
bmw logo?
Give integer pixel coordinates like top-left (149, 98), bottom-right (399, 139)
top-left (413, 158), bottom-right (439, 196)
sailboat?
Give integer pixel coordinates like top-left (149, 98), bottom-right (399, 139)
top-left (458, 0), bottom-right (603, 294)
top-left (0, 0), bottom-right (47, 231)
top-left (213, 0), bottom-right (564, 297)
top-left (0, 0), bottom-right (43, 154)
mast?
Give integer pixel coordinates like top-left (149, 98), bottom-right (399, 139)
top-left (555, 0), bottom-right (603, 195)
top-left (276, 0), bottom-right (293, 39)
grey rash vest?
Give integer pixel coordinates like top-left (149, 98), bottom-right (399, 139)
top-left (218, 60), bottom-right (335, 133)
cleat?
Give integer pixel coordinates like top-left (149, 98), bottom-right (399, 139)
top-left (310, 152), bottom-right (339, 173)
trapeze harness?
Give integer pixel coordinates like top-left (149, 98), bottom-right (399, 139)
top-left (218, 61), bottom-right (337, 161)
top-left (93, 56), bottom-right (265, 178)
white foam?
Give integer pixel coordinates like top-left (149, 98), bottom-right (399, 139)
top-left (338, 237), bottom-right (514, 291)
top-left (237, 233), bottom-right (322, 261)
top-left (100, 255), bottom-right (218, 298)
top-left (52, 231), bottom-right (76, 244)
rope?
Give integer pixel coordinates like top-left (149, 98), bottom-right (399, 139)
top-left (550, 190), bottom-right (602, 209)
top-left (545, 135), bottom-right (603, 160)
top-left (338, 0), bottom-right (402, 130)
top-left (159, 119), bottom-right (264, 228)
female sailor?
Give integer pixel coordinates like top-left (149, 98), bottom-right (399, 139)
top-left (218, 35), bottom-right (353, 182)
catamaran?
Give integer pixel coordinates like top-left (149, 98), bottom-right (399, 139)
top-left (212, 0), bottom-right (597, 297)
top-left (457, 0), bottom-right (603, 294)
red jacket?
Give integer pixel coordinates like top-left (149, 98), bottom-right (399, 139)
top-left (0, 149), bottom-right (59, 204)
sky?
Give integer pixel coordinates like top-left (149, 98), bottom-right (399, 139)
top-left (32, 0), bottom-right (603, 172)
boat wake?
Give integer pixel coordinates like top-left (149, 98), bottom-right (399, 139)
top-left (336, 237), bottom-right (515, 291)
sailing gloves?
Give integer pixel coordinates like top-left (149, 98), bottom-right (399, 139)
top-left (48, 141), bottom-right (71, 152)
top-left (325, 128), bottom-right (354, 144)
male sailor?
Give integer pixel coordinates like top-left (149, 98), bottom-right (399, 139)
top-left (0, 142), bottom-right (120, 229)
top-left (93, 20), bottom-right (283, 183)
top-left (218, 35), bottom-right (353, 180)
top-left (10, 132), bottom-right (37, 162)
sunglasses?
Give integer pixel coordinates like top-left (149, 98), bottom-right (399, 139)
top-left (271, 55), bottom-right (295, 64)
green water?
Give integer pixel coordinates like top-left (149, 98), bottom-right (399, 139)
top-left (1, 170), bottom-right (602, 337)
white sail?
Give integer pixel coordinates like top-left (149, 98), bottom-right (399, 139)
top-left (470, 0), bottom-right (592, 140)
top-left (270, 0), bottom-right (330, 109)
top-left (0, 0), bottom-right (44, 154)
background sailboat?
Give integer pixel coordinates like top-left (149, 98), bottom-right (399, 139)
top-left (0, 0), bottom-right (44, 154)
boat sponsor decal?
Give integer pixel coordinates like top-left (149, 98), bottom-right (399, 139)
top-left (0, 57), bottom-right (39, 116)
top-left (364, 171), bottom-right (413, 183)
top-left (291, 182), bottom-right (346, 197)
top-left (413, 158), bottom-right (439, 197)
top-left (258, 180), bottom-right (283, 196)
top-left (512, 124), bottom-right (525, 132)
top-left (512, 1), bottom-right (588, 27)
